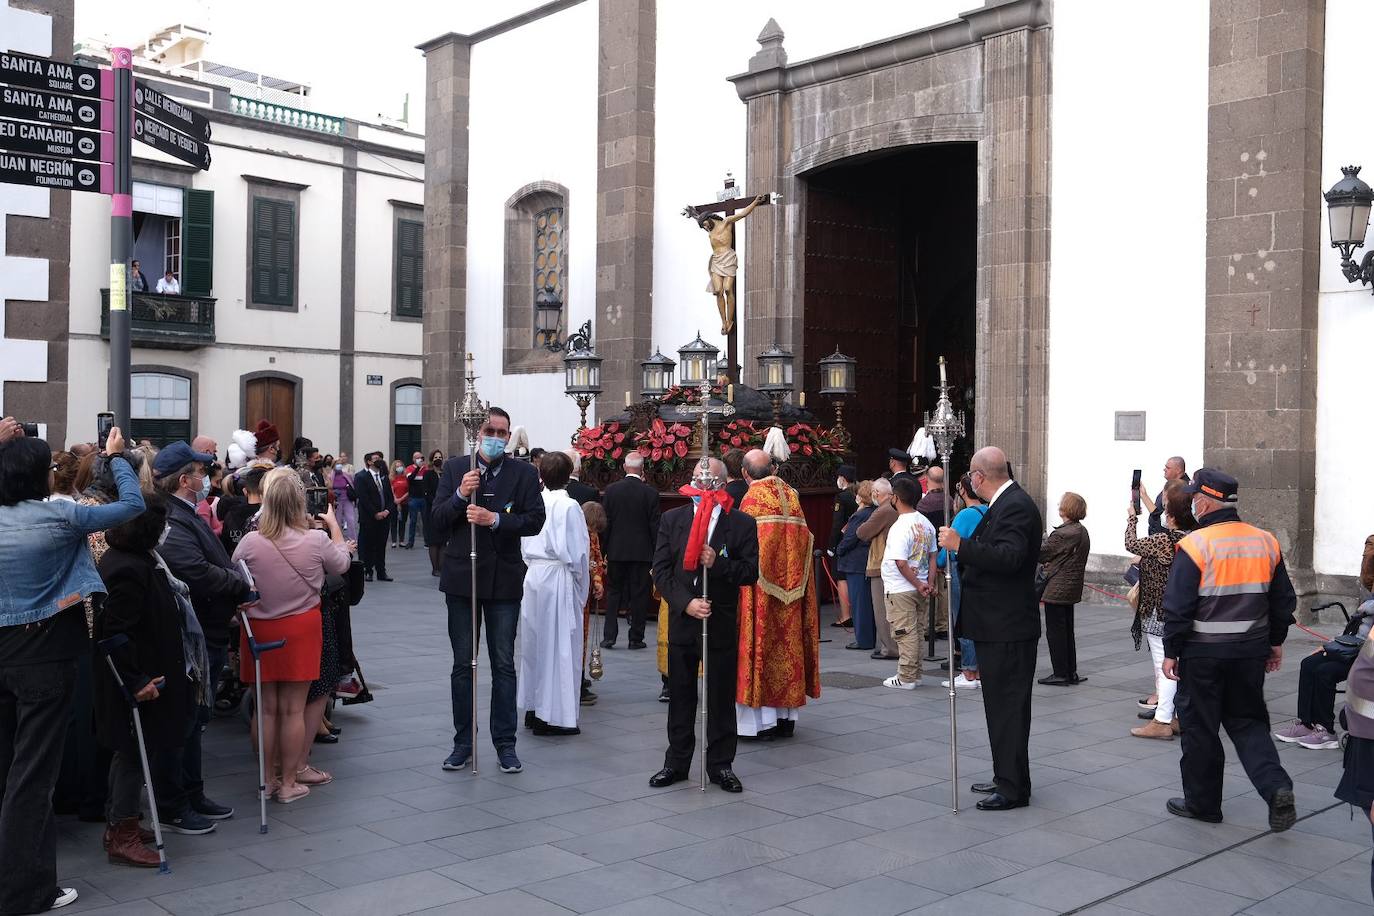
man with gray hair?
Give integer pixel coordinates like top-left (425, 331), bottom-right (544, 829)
top-left (601, 451), bottom-right (660, 649)
top-left (858, 477), bottom-right (901, 660)
top-left (1145, 456), bottom-right (1189, 535)
top-left (564, 449), bottom-right (599, 506)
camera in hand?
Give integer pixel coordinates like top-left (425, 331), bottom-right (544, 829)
top-left (97, 411), bottom-right (114, 441)
top-left (19, 421), bottom-right (39, 438)
top-left (305, 486), bottom-right (330, 518)
top-left (1130, 468), bottom-right (1142, 514)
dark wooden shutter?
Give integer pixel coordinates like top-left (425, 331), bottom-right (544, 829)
top-left (181, 189), bottom-right (214, 297)
top-left (395, 217), bottom-right (423, 318)
top-left (252, 198), bottom-right (295, 307)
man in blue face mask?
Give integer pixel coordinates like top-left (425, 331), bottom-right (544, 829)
top-left (431, 406), bottom-right (546, 775)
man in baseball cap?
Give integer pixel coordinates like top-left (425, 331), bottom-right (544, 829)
top-left (151, 441), bottom-right (216, 479)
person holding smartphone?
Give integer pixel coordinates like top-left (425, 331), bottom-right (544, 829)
top-left (94, 492), bottom-right (192, 867)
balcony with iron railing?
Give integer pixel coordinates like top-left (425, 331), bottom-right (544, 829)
top-left (229, 96), bottom-right (345, 135)
top-left (100, 290), bottom-right (216, 349)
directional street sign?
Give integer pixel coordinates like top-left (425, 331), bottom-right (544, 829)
top-left (134, 83), bottom-right (210, 142)
top-left (0, 149), bottom-right (109, 193)
top-left (0, 115), bottom-right (107, 162)
top-left (133, 111), bottom-right (210, 170)
top-left (0, 84), bottom-right (109, 131)
top-left (0, 50), bottom-right (104, 98)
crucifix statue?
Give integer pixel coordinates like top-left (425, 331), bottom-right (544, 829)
top-left (683, 173), bottom-right (775, 381)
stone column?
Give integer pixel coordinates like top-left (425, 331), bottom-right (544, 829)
top-left (595, 0), bottom-right (655, 418)
top-left (419, 34), bottom-right (472, 454)
top-left (976, 19), bottom-right (1052, 509)
top-left (1205, 1), bottom-right (1323, 573)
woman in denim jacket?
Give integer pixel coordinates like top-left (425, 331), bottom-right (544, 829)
top-left (0, 426), bottom-right (144, 915)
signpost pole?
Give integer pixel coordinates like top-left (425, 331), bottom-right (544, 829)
top-left (108, 48), bottom-right (132, 431)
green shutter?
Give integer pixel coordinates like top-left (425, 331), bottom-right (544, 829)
top-left (181, 188), bottom-right (214, 296)
top-left (395, 217), bottom-right (423, 318)
top-left (251, 198), bottom-right (295, 307)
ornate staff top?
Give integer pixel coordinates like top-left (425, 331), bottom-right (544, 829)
top-left (674, 380), bottom-right (737, 482)
top-left (453, 353), bottom-right (489, 437)
top-left (924, 356), bottom-right (965, 461)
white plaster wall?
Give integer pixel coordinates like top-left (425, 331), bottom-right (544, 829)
top-left (1045, 0), bottom-right (1208, 552)
top-left (1315, 0), bottom-right (1374, 577)
top-left (354, 169), bottom-right (424, 357)
top-left (0, 3), bottom-right (54, 417)
top-left (652, 0), bottom-right (971, 376)
top-left (466, 0), bottom-right (597, 446)
top-left (353, 359), bottom-right (425, 460)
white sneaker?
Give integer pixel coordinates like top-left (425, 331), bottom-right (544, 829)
top-left (883, 675), bottom-right (919, 690)
top-left (52, 889), bottom-right (78, 910)
top-left (941, 675), bottom-right (981, 690)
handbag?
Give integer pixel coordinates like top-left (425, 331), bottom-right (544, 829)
top-left (1126, 582), bottom-right (1140, 611)
top-left (1034, 565), bottom-right (1050, 600)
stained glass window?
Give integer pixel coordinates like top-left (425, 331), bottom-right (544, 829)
top-left (533, 207), bottom-right (564, 300)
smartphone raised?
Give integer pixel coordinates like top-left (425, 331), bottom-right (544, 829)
top-left (97, 411), bottom-right (114, 442)
top-left (1131, 468), bottom-right (1142, 515)
top-left (305, 486), bottom-right (330, 518)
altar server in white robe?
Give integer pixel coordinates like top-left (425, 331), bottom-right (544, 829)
top-left (518, 452), bottom-right (590, 735)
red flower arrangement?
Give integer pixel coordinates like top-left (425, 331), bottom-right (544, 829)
top-left (659, 383), bottom-right (725, 406)
top-left (637, 418), bottom-right (693, 468)
top-left (716, 419), bottom-right (765, 451)
top-left (573, 420), bottom-right (628, 467)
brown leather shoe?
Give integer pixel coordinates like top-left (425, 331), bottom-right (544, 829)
top-left (1131, 720), bottom-right (1175, 741)
top-left (106, 817), bottom-right (159, 868)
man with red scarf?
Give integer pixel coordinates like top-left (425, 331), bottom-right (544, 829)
top-left (649, 457), bottom-right (759, 792)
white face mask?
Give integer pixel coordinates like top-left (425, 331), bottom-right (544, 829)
top-left (836, 478), bottom-right (846, 490)
top-left (1191, 498), bottom-right (1204, 520)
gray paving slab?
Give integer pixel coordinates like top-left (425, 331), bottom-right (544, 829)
top-left (49, 549), bottom-right (1368, 915)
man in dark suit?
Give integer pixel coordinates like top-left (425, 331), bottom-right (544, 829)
top-left (430, 407), bottom-right (545, 774)
top-left (649, 457), bottom-right (759, 792)
top-left (354, 451), bottom-right (396, 581)
top-left (938, 445), bottom-right (1043, 811)
top-left (600, 451), bottom-right (661, 649)
top-left (564, 450), bottom-right (599, 506)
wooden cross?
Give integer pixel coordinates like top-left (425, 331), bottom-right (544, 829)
top-left (683, 173), bottom-right (776, 384)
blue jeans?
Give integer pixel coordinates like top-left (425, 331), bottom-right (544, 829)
top-left (846, 573), bottom-right (875, 649)
top-left (950, 564), bottom-right (978, 671)
top-left (446, 595), bottom-right (518, 752)
top-left (405, 497), bottom-right (427, 546)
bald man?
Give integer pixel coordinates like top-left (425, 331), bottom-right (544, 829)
top-left (938, 446), bottom-right (1043, 811)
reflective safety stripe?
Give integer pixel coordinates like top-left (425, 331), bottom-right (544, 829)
top-left (1198, 583), bottom-right (1270, 597)
top-left (1192, 617), bottom-right (1264, 634)
top-left (1348, 691), bottom-right (1374, 720)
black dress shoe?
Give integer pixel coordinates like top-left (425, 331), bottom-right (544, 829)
top-left (599, 639), bottom-right (616, 649)
top-left (628, 640), bottom-right (647, 650)
top-left (970, 782), bottom-right (998, 795)
top-left (740, 729), bottom-right (775, 742)
top-left (1037, 674), bottom-right (1071, 686)
top-left (649, 767), bottom-right (688, 788)
top-left (313, 732), bottom-right (339, 745)
top-left (976, 793), bottom-right (1028, 811)
top-left (1066, 675), bottom-right (1087, 685)
top-left (532, 722), bottom-right (581, 737)
top-left (327, 724), bottom-right (342, 736)
top-left (1137, 710), bottom-right (1155, 720)
top-left (871, 651), bottom-right (899, 660)
top-left (845, 641), bottom-right (872, 650)
top-left (658, 686), bottom-right (670, 703)
top-left (1167, 797), bottom-right (1222, 823)
top-left (709, 768), bottom-right (743, 793)
top-left (377, 574), bottom-right (394, 582)
top-left (524, 711), bottom-right (537, 730)
top-left (363, 570), bottom-right (374, 582)
top-left (776, 719), bottom-right (795, 738)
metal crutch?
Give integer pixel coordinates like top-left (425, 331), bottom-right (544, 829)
top-left (97, 634), bottom-right (170, 874)
top-left (239, 614), bottom-right (286, 833)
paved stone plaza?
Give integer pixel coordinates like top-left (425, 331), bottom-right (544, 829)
top-left (54, 548), bottom-right (1372, 915)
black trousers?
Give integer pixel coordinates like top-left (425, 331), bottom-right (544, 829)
top-left (1177, 654), bottom-right (1293, 817)
top-left (665, 627), bottom-right (737, 774)
top-left (359, 521), bottom-right (388, 575)
top-left (976, 639), bottom-right (1037, 803)
top-left (604, 560), bottom-right (652, 644)
top-left (1296, 650), bottom-right (1355, 732)
top-left (1042, 602), bottom-right (1078, 677)
top-left (0, 659), bottom-right (76, 916)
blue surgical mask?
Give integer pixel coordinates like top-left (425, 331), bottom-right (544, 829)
top-left (200, 475), bottom-right (212, 499)
top-left (692, 495), bottom-right (702, 507)
top-left (480, 437), bottom-right (506, 461)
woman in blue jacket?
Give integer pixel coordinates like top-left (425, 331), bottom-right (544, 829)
top-left (0, 425), bottom-right (144, 914)
top-left (836, 481), bottom-right (877, 651)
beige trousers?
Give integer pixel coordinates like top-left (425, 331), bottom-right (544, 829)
top-left (884, 589), bottom-right (927, 683)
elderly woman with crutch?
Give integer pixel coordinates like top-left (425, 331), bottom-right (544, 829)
top-left (233, 468), bottom-right (351, 804)
top-left (95, 491), bottom-right (191, 869)
top-left (0, 421), bottom-right (144, 912)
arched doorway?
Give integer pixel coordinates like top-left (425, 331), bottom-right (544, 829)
top-left (243, 374), bottom-right (298, 454)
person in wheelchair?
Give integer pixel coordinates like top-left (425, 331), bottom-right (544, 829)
top-left (1273, 599), bottom-right (1374, 749)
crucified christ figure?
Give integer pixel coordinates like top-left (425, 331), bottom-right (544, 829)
top-left (686, 194), bottom-right (767, 336)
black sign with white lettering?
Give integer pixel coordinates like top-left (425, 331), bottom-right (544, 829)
top-left (366, 375), bottom-right (383, 386)
top-left (0, 50), bottom-right (103, 99)
top-left (0, 149), bottom-right (105, 192)
top-left (134, 112), bottom-right (210, 170)
top-left (0, 115), bottom-right (105, 161)
top-left (133, 83), bottom-right (210, 142)
top-left (0, 84), bottom-right (106, 130)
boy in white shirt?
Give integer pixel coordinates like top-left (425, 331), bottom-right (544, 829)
top-left (880, 477), bottom-right (938, 689)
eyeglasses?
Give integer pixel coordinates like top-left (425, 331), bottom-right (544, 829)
top-left (50, 463), bottom-right (59, 471)
top-left (481, 427), bottom-right (511, 439)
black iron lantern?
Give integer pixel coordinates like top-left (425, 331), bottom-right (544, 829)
top-left (678, 332), bottom-right (719, 387)
top-left (535, 284), bottom-right (564, 351)
top-left (563, 321), bottom-right (602, 430)
top-left (756, 342), bottom-right (795, 393)
top-left (640, 346), bottom-right (676, 398)
top-left (817, 347), bottom-right (857, 396)
top-left (1325, 165), bottom-right (1374, 293)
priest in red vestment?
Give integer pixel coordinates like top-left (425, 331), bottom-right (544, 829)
top-left (735, 449), bottom-right (821, 737)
